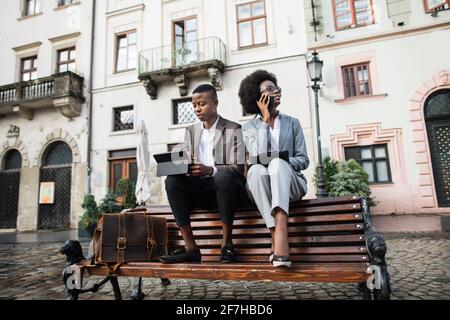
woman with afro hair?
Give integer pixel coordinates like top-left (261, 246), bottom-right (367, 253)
top-left (239, 70), bottom-right (310, 268)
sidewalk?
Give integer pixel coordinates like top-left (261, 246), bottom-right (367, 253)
top-left (0, 230), bottom-right (449, 300)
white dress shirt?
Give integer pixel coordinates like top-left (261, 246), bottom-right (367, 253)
top-left (257, 113), bottom-right (280, 151)
top-left (198, 116), bottom-right (219, 176)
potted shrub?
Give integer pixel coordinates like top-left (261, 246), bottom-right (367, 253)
top-left (98, 192), bottom-right (123, 214)
top-left (315, 157), bottom-right (376, 206)
top-left (79, 194), bottom-right (99, 238)
top-left (115, 178), bottom-right (137, 209)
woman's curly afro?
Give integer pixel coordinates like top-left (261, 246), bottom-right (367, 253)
top-left (238, 69), bottom-right (278, 115)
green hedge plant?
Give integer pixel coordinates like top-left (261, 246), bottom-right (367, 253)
top-left (315, 157), bottom-right (375, 206)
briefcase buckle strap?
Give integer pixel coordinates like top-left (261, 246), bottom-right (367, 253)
top-left (117, 237), bottom-right (127, 250)
top-left (147, 238), bottom-right (157, 249)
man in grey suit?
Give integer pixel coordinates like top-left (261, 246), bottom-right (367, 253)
top-left (239, 70), bottom-right (310, 268)
top-left (160, 84), bottom-right (246, 264)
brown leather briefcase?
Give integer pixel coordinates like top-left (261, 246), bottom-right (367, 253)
top-left (92, 208), bottom-right (168, 267)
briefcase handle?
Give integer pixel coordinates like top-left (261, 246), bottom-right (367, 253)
top-left (120, 207), bottom-right (149, 215)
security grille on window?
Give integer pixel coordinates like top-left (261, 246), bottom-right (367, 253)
top-left (424, 0), bottom-right (450, 12)
top-left (57, 47), bottom-right (76, 73)
top-left (344, 144), bottom-right (392, 184)
top-left (237, 0), bottom-right (268, 48)
top-left (3, 150), bottom-right (22, 171)
top-left (342, 63), bottom-right (372, 98)
top-left (173, 98), bottom-right (197, 124)
top-left (333, 0), bottom-right (375, 30)
top-left (113, 106), bottom-right (134, 131)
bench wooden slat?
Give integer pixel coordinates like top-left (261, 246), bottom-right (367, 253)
top-left (200, 254), bottom-right (369, 263)
top-left (168, 223), bottom-right (365, 238)
top-left (165, 214), bottom-right (364, 230)
top-left (197, 246), bottom-right (368, 255)
top-left (84, 261), bottom-right (370, 283)
top-left (143, 196), bottom-right (361, 215)
top-left (168, 234), bottom-right (365, 248)
top-left (147, 203), bottom-right (362, 220)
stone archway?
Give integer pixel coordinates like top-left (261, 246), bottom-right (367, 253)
top-left (33, 129), bottom-right (81, 230)
top-left (32, 129), bottom-right (81, 167)
top-left (0, 139), bottom-right (30, 168)
top-left (0, 149), bottom-right (23, 228)
top-left (409, 69), bottom-right (450, 210)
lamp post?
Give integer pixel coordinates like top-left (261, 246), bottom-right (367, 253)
top-left (307, 51), bottom-right (328, 197)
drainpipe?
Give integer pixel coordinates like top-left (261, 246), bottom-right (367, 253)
top-left (310, 0), bottom-right (319, 42)
top-left (86, 0), bottom-right (96, 195)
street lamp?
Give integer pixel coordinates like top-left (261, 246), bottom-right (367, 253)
top-left (307, 51), bottom-right (328, 197)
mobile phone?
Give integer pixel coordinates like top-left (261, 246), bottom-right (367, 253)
top-left (259, 94), bottom-right (275, 108)
top-left (268, 95), bottom-right (275, 109)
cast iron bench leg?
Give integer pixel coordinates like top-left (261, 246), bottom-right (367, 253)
top-left (361, 198), bottom-right (392, 300)
top-left (161, 278), bottom-right (171, 286)
top-left (109, 276), bottom-right (122, 300)
top-left (131, 277), bottom-right (145, 300)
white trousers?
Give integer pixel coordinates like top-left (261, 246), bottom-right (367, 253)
top-left (246, 158), bottom-right (305, 228)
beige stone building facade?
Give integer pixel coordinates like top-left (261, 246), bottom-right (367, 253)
top-left (0, 0), bottom-right (93, 231)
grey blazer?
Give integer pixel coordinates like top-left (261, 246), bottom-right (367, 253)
top-left (182, 115), bottom-right (245, 175)
top-left (242, 113), bottom-right (310, 193)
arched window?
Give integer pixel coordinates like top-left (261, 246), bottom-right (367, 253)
top-left (3, 149), bottom-right (22, 171)
top-left (42, 141), bottom-right (73, 167)
top-left (424, 89), bottom-right (450, 207)
top-left (424, 89), bottom-right (450, 120)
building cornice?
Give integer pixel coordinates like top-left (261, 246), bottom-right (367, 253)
top-left (106, 4), bottom-right (145, 18)
top-left (49, 32), bottom-right (81, 43)
top-left (12, 42), bottom-right (42, 52)
top-left (308, 21), bottom-right (450, 52)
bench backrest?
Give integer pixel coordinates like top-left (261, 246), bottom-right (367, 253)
top-left (146, 196), bottom-right (369, 264)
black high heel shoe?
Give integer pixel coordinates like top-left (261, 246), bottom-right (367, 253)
top-left (272, 255), bottom-right (291, 268)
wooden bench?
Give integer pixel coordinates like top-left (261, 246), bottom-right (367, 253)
top-left (61, 196), bottom-right (391, 300)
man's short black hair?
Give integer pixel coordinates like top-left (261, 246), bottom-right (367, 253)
top-left (192, 84), bottom-right (218, 100)
top-left (238, 70), bottom-right (278, 115)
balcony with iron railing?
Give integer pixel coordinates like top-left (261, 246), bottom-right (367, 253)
top-left (138, 37), bottom-right (227, 99)
top-left (0, 71), bottom-right (85, 120)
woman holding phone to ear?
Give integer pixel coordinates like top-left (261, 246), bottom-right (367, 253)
top-left (238, 70), bottom-right (310, 268)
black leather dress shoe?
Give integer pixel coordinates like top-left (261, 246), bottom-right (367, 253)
top-left (220, 245), bottom-right (238, 263)
top-left (159, 247), bottom-right (201, 263)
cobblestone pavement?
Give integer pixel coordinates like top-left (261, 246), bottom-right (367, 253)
top-left (0, 233), bottom-right (449, 300)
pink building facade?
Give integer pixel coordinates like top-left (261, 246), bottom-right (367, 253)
top-left (304, 0), bottom-right (450, 231)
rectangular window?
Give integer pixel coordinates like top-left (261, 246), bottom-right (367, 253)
top-left (108, 149), bottom-right (137, 192)
top-left (113, 106), bottom-right (134, 131)
top-left (115, 30), bottom-right (137, 72)
top-left (424, 0), bottom-right (450, 12)
top-left (21, 56), bottom-right (38, 81)
top-left (57, 47), bottom-right (76, 73)
top-left (173, 17), bottom-right (197, 66)
top-left (24, 0), bottom-right (40, 16)
top-left (333, 0), bottom-right (375, 30)
top-left (344, 144), bottom-right (392, 184)
top-left (237, 0), bottom-right (268, 48)
top-left (342, 63), bottom-right (372, 98)
top-left (58, 0), bottom-right (76, 6)
top-left (173, 98), bottom-right (197, 125)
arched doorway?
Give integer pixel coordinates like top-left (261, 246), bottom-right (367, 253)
top-left (38, 141), bottom-right (73, 229)
top-left (0, 150), bottom-right (22, 228)
top-left (425, 89), bottom-right (450, 207)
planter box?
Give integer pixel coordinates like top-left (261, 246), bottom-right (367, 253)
top-left (78, 221), bottom-right (96, 239)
